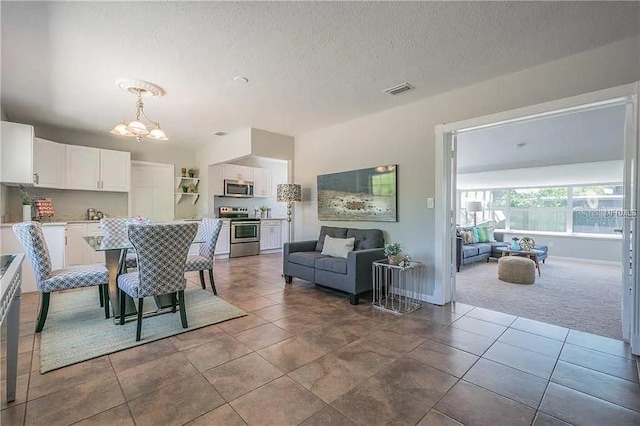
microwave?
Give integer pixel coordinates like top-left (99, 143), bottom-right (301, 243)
top-left (224, 179), bottom-right (254, 198)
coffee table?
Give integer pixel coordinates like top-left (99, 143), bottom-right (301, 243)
top-left (495, 247), bottom-right (543, 276)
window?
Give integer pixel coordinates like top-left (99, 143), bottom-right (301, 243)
top-left (509, 187), bottom-right (567, 232)
top-left (572, 185), bottom-right (623, 234)
top-left (459, 183), bottom-right (623, 235)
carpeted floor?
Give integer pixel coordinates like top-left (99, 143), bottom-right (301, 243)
top-left (39, 284), bottom-right (246, 373)
top-left (455, 257), bottom-right (623, 340)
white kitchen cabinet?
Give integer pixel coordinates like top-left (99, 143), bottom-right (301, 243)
top-left (65, 222), bottom-right (104, 266)
top-left (66, 146), bottom-right (130, 192)
top-left (0, 121), bottom-right (35, 185)
top-left (223, 164), bottom-right (254, 182)
top-left (33, 137), bottom-right (66, 188)
top-left (65, 223), bottom-right (87, 266)
top-left (215, 222), bottom-right (230, 255)
top-left (1, 224), bottom-right (65, 293)
top-left (66, 146), bottom-right (101, 190)
top-left (100, 149), bottom-right (131, 192)
top-left (254, 168), bottom-right (273, 197)
top-left (260, 220), bottom-right (282, 251)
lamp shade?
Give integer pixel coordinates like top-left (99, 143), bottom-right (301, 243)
top-left (467, 201), bottom-right (483, 212)
top-left (277, 184), bottom-right (302, 202)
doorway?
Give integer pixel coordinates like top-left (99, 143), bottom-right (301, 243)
top-left (434, 83), bottom-right (640, 354)
top-left (129, 161), bottom-right (174, 222)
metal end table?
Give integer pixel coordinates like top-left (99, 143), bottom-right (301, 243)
top-left (372, 259), bottom-right (426, 314)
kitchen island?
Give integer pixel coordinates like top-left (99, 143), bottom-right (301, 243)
top-left (0, 253), bottom-right (24, 403)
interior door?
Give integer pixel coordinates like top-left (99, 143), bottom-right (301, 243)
top-left (622, 99), bottom-right (638, 350)
top-left (129, 162), bottom-right (174, 222)
top-left (449, 133), bottom-right (458, 301)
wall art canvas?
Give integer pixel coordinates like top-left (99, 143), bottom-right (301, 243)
top-left (317, 164), bottom-right (397, 222)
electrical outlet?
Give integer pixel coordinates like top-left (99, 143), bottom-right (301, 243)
top-left (427, 198), bottom-right (434, 208)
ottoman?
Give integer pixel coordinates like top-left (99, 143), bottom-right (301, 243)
top-left (498, 256), bottom-right (535, 285)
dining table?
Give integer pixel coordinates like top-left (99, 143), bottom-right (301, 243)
top-left (83, 233), bottom-right (201, 321)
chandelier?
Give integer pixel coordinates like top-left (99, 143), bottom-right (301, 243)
top-left (110, 79), bottom-right (168, 142)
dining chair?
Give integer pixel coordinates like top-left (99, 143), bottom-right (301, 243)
top-left (184, 218), bottom-right (223, 294)
top-left (100, 218), bottom-right (138, 269)
top-left (13, 222), bottom-right (110, 332)
top-left (117, 222), bottom-right (197, 341)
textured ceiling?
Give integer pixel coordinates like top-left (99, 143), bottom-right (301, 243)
top-left (457, 104), bottom-right (627, 173)
top-left (2, 2), bottom-right (639, 146)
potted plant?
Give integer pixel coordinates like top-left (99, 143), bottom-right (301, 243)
top-left (259, 205), bottom-right (269, 218)
top-left (181, 185), bottom-right (189, 193)
top-left (384, 242), bottom-right (403, 265)
top-left (188, 168), bottom-right (198, 178)
top-left (181, 167), bottom-right (187, 177)
top-left (18, 186), bottom-right (34, 221)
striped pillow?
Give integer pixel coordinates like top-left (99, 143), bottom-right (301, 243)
top-left (474, 227), bottom-right (490, 243)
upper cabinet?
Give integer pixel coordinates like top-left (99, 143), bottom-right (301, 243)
top-left (66, 146), bottom-right (130, 192)
top-left (100, 149), bottom-right (131, 192)
top-left (66, 146), bottom-right (101, 190)
top-left (210, 164), bottom-right (274, 197)
top-left (0, 121), bottom-right (35, 185)
top-left (223, 164), bottom-right (254, 181)
top-left (254, 167), bottom-right (273, 197)
top-left (34, 138), bottom-right (66, 189)
top-left (1, 121), bottom-right (131, 192)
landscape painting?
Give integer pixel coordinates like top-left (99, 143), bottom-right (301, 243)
top-left (317, 164), bottom-right (397, 222)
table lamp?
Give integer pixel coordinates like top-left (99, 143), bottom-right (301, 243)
top-left (467, 201), bottom-right (483, 226)
top-left (277, 183), bottom-right (302, 241)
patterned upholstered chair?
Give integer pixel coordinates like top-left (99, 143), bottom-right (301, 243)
top-left (117, 222), bottom-right (197, 341)
top-left (13, 222), bottom-right (110, 332)
top-left (184, 218), bottom-right (223, 295)
top-left (100, 218), bottom-right (138, 269)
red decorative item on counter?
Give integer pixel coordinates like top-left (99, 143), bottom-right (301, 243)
top-left (34, 199), bottom-right (54, 219)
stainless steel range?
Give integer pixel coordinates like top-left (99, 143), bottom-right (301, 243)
top-left (219, 207), bottom-right (261, 258)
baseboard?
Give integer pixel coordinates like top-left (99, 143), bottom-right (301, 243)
top-left (551, 256), bottom-right (620, 267)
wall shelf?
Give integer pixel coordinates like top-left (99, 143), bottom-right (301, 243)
top-left (175, 177), bottom-right (199, 190)
top-left (174, 192), bottom-right (200, 204)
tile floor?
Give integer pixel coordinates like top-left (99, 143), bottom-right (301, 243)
top-left (1, 253), bottom-right (639, 425)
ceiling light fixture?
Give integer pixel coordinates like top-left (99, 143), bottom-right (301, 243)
top-left (110, 79), bottom-right (168, 142)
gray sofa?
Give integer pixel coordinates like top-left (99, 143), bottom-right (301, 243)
top-left (456, 227), bottom-right (549, 271)
top-left (283, 226), bottom-right (385, 304)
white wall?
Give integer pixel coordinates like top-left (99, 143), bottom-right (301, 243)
top-left (294, 36), bottom-right (640, 298)
top-left (251, 129), bottom-right (294, 161)
top-left (458, 160), bottom-right (623, 190)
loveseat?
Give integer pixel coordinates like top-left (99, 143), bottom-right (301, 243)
top-left (283, 226), bottom-right (385, 304)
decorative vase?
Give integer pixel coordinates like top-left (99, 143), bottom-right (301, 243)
top-left (388, 255), bottom-right (402, 265)
top-left (181, 168), bottom-right (187, 177)
top-left (510, 238), bottom-right (520, 250)
top-left (23, 205), bottom-right (31, 221)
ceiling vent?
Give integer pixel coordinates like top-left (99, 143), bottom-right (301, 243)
top-left (213, 131), bottom-right (228, 136)
top-left (383, 82), bottom-right (413, 96)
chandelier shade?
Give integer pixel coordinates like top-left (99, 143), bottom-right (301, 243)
top-left (111, 79), bottom-right (168, 142)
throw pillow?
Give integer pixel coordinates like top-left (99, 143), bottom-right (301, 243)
top-left (487, 226), bottom-right (496, 242)
top-left (321, 235), bottom-right (355, 258)
top-left (475, 227), bottom-right (490, 243)
top-left (461, 230), bottom-right (476, 245)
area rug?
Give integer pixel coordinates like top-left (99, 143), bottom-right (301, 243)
top-left (455, 257), bottom-right (622, 340)
top-left (39, 285), bottom-right (246, 373)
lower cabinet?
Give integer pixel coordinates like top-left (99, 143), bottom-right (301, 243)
top-left (260, 220), bottom-right (282, 251)
top-left (215, 222), bottom-right (231, 255)
top-left (66, 223), bottom-right (104, 266)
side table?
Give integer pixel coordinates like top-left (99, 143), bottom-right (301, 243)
top-left (372, 259), bottom-right (426, 314)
